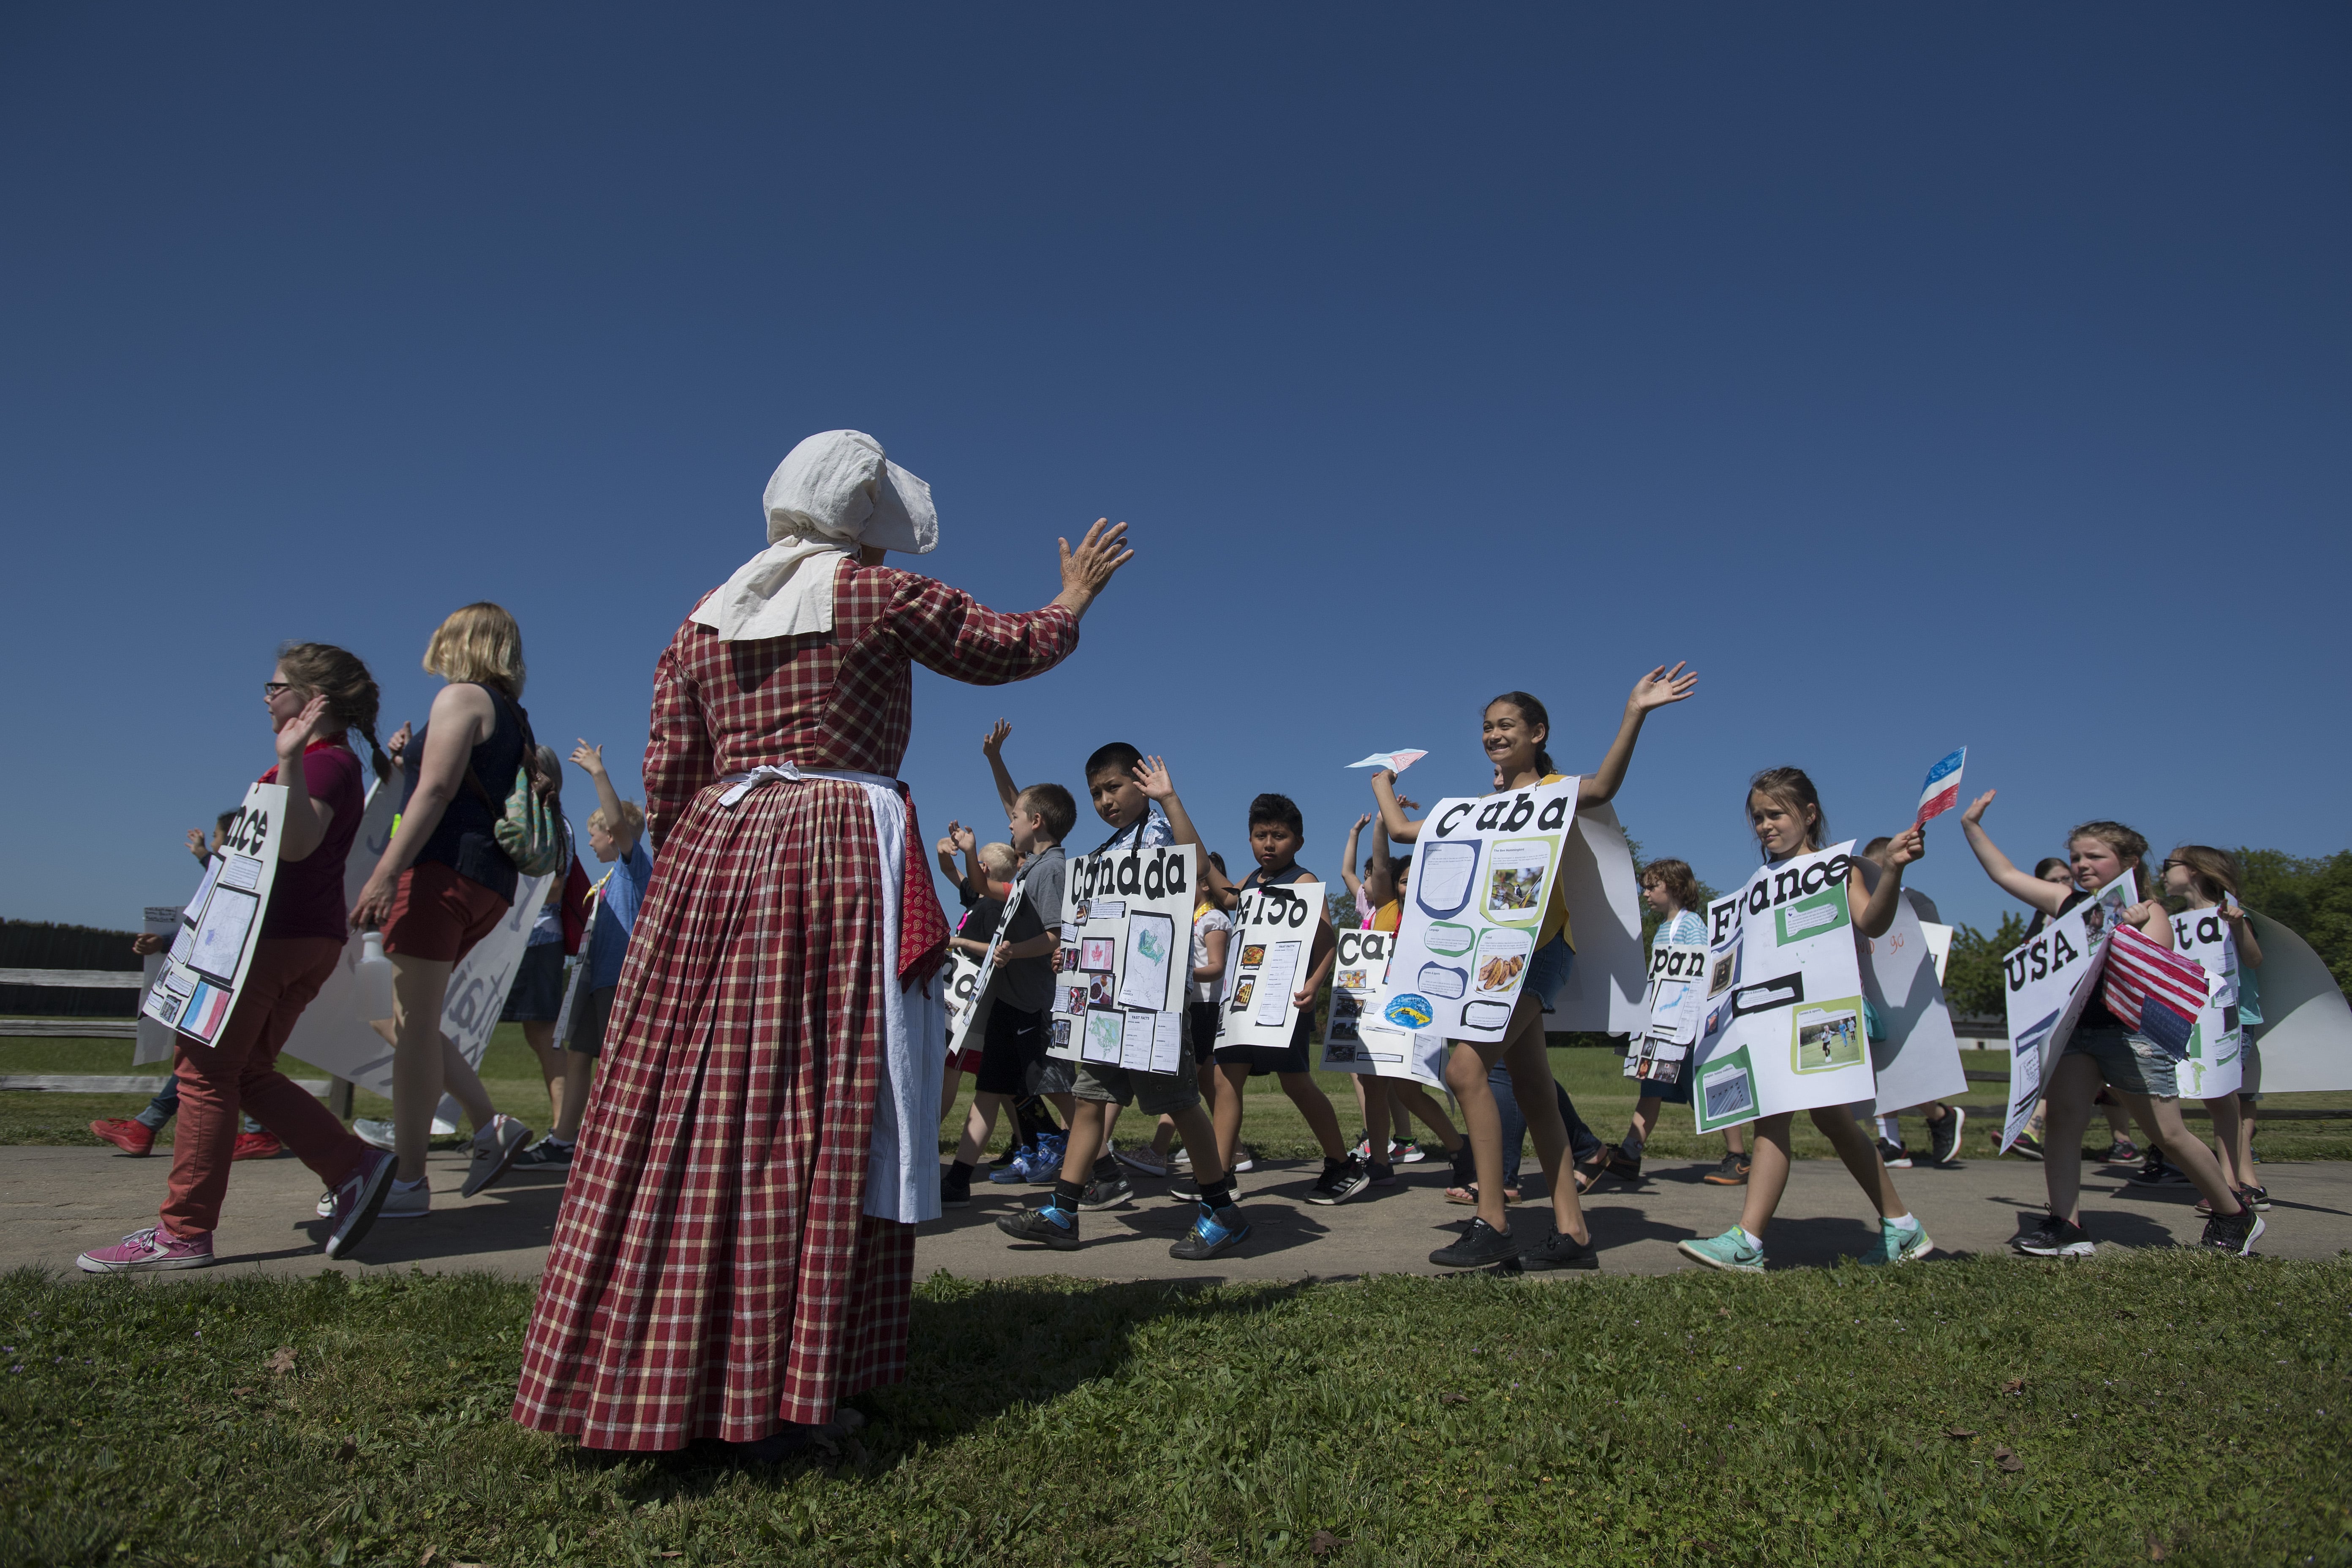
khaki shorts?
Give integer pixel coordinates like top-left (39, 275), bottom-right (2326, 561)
top-left (1074, 1058), bottom-right (1200, 1116)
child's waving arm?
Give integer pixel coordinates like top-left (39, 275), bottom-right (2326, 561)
top-left (1135, 755), bottom-right (1236, 907)
top-left (1338, 814), bottom-right (1368, 902)
top-left (1850, 825), bottom-right (1925, 938)
top-left (1579, 663), bottom-right (1698, 806)
top-left (981, 720), bottom-right (1020, 818)
top-left (1958, 791), bottom-right (2070, 917)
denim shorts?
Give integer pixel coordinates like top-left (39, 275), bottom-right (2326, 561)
top-left (1524, 935), bottom-right (1575, 1011)
top-left (2063, 1024), bottom-right (2177, 1099)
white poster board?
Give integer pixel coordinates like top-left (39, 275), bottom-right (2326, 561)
top-left (1854, 875), bottom-right (1968, 1115)
top-left (1995, 875), bottom-right (2135, 1151)
top-left (942, 949), bottom-right (988, 1059)
top-left (133, 905), bottom-right (183, 1067)
top-left (1624, 939), bottom-right (1707, 1085)
top-left (1216, 880), bottom-right (1320, 1052)
top-left (2244, 910), bottom-right (2352, 1092)
top-left (1318, 925), bottom-right (1448, 1086)
top-left (1544, 802), bottom-right (1650, 1034)
top-left (1051, 843), bottom-right (1195, 1073)
top-left (1689, 841), bottom-right (1875, 1133)
top-left (142, 782), bottom-right (286, 1048)
top-left (1379, 777), bottom-right (1579, 1044)
top-left (2169, 905), bottom-right (2244, 1101)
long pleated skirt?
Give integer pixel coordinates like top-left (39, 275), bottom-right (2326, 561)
top-left (512, 776), bottom-right (916, 1450)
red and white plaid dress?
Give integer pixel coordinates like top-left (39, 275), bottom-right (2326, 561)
top-left (513, 563), bottom-right (1078, 1450)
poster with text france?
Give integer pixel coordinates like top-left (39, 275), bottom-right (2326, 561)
top-left (142, 781), bottom-right (286, 1047)
top-left (1688, 841), bottom-right (1873, 1133)
top-left (1381, 777), bottom-right (1579, 1044)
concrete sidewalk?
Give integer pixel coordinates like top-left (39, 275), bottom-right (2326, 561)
top-left (8, 1141), bottom-right (2347, 1285)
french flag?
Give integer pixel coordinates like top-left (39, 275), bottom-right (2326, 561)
top-left (182, 982), bottom-right (233, 1042)
top-left (1915, 748), bottom-right (1966, 826)
top-left (2101, 921), bottom-right (2212, 1060)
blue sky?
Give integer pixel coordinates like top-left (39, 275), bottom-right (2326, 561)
top-left (3, 5), bottom-right (2345, 939)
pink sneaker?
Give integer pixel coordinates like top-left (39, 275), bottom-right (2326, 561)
top-left (77, 1226), bottom-right (214, 1274)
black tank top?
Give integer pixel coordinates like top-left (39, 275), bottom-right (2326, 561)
top-left (403, 685), bottom-right (524, 903)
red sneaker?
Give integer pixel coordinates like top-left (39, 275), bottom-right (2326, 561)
top-left (90, 1119), bottom-right (156, 1156)
top-left (231, 1131), bottom-right (284, 1162)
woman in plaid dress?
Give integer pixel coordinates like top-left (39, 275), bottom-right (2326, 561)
top-left (514, 432), bottom-right (1131, 1453)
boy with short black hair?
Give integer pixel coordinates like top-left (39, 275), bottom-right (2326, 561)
top-left (1138, 767), bottom-right (1369, 1205)
top-left (940, 770), bottom-right (1076, 1208)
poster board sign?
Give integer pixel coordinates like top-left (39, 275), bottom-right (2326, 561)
top-left (1854, 875), bottom-right (1968, 1115)
top-left (1050, 842), bottom-right (1195, 1072)
top-left (1689, 841), bottom-right (1875, 1133)
top-left (1624, 939), bottom-right (1707, 1085)
top-left (133, 905), bottom-right (183, 1067)
top-left (1920, 922), bottom-right (1954, 985)
top-left (942, 949), bottom-right (988, 1059)
top-left (1317, 926), bottom-right (1448, 1086)
top-left (1544, 802), bottom-right (1650, 1034)
top-left (2169, 905), bottom-right (2244, 1100)
top-left (1996, 874), bottom-right (2135, 1151)
top-left (1216, 880), bottom-right (1321, 1051)
top-left (2243, 910), bottom-right (2352, 1092)
top-left (142, 782), bottom-right (286, 1048)
top-left (1380, 777), bottom-right (1579, 1044)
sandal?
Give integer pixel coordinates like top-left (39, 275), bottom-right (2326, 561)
top-left (1444, 1181), bottom-right (1523, 1206)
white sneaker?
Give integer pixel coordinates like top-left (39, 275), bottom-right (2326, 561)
top-left (461, 1114), bottom-right (531, 1198)
top-left (1168, 1146), bottom-right (1193, 1171)
top-left (1233, 1146), bottom-right (1256, 1173)
top-left (352, 1119), bottom-right (397, 1152)
top-left (314, 1190), bottom-right (336, 1219)
top-left (381, 1178), bottom-right (431, 1218)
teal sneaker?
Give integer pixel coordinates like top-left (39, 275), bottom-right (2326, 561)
top-left (1861, 1218), bottom-right (1933, 1266)
top-left (1677, 1226), bottom-right (1764, 1274)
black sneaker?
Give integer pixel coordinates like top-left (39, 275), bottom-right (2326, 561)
top-left (2200, 1206), bottom-right (2265, 1256)
top-left (1927, 1106), bottom-right (1965, 1167)
top-left (2129, 1152), bottom-right (2191, 1187)
top-left (1077, 1174), bottom-right (1133, 1211)
top-left (1700, 1152), bottom-right (1749, 1186)
top-left (1168, 1200), bottom-right (1251, 1260)
top-left (2094, 1138), bottom-right (2139, 1164)
top-left (1429, 1216), bottom-right (1520, 1269)
top-left (2010, 1213), bottom-right (2094, 1258)
top-left (1519, 1225), bottom-right (1599, 1272)
top-left (1307, 1156), bottom-right (1370, 1206)
top-left (996, 1203), bottom-right (1083, 1250)
top-left (2244, 1185), bottom-right (2271, 1211)
top-left (512, 1136), bottom-right (574, 1168)
top-left (2008, 1132), bottom-right (2045, 1162)
top-left (940, 1165), bottom-right (972, 1209)
top-left (1601, 1143), bottom-right (1642, 1184)
top-left (1876, 1138), bottom-right (1914, 1170)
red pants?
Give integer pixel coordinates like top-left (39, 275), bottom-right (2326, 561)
top-left (160, 936), bottom-right (371, 1240)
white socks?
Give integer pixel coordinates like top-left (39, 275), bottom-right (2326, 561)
top-left (1877, 1113), bottom-right (1903, 1143)
top-left (1737, 1225), bottom-right (1764, 1249)
top-left (1884, 1211), bottom-right (1915, 1230)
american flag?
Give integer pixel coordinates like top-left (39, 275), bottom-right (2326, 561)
top-left (2100, 920), bottom-right (2212, 1060)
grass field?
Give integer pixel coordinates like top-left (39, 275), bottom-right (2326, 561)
top-left (10, 1029), bottom-right (2352, 1164)
top-left (4, 1253), bottom-right (2347, 1566)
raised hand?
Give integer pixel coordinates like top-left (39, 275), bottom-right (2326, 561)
top-left (1054, 519), bottom-right (1134, 619)
top-left (952, 823), bottom-right (978, 855)
top-left (1960, 790), bottom-right (1996, 827)
top-left (1882, 824), bottom-right (1927, 868)
top-left (1353, 811), bottom-right (1373, 832)
top-left (384, 721), bottom-right (412, 768)
top-left (275, 692), bottom-right (335, 766)
top-left (982, 719), bottom-right (1010, 758)
top-left (184, 828), bottom-right (210, 860)
top-left (570, 739), bottom-right (607, 778)
top-left (1628, 662), bottom-right (1698, 713)
top-left (1132, 755), bottom-right (1176, 801)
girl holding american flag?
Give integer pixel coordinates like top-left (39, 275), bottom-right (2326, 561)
top-left (1957, 798), bottom-right (2263, 1258)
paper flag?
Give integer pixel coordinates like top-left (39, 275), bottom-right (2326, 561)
top-left (1915, 747), bottom-right (1965, 826)
top-left (1347, 750), bottom-right (1426, 774)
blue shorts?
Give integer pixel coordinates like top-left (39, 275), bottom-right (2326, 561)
top-left (1524, 935), bottom-right (1574, 1011)
top-left (2063, 1024), bottom-right (2177, 1099)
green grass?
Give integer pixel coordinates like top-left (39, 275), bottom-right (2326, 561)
top-left (4, 1255), bottom-right (2349, 1566)
top-left (12, 1032), bottom-right (2352, 1162)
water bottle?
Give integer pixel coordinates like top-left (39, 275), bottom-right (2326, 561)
top-left (355, 930), bottom-right (395, 1022)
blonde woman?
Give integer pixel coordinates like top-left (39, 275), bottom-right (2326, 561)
top-left (348, 602), bottom-right (537, 1216)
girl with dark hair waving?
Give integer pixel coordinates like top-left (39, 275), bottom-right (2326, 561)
top-left (1372, 665), bottom-right (1696, 1271)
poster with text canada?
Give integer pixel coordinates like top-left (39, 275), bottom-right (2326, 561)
top-left (1381, 777), bottom-right (1578, 1045)
top-left (1997, 874), bottom-right (2135, 1151)
top-left (1050, 841), bottom-right (1194, 1073)
top-left (142, 781), bottom-right (286, 1048)
top-left (1688, 841), bottom-right (1873, 1133)
top-left (1217, 880), bottom-right (1323, 1052)
top-left (2168, 905), bottom-right (2244, 1100)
